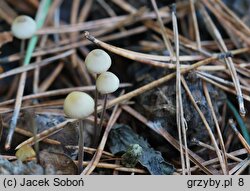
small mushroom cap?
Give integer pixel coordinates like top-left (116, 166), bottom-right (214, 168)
top-left (11, 15), bottom-right (37, 39)
top-left (64, 91), bottom-right (94, 119)
top-left (85, 49), bottom-right (111, 74)
top-left (96, 72), bottom-right (120, 94)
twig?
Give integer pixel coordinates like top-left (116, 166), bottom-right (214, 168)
top-left (38, 62), bottom-right (64, 92)
top-left (122, 105), bottom-right (220, 174)
top-left (151, 0), bottom-right (174, 57)
top-left (181, 77), bottom-right (225, 174)
top-left (15, 119), bottom-right (75, 150)
top-left (197, 75), bottom-right (250, 102)
top-left (65, 145), bottom-right (114, 158)
top-left (197, 71), bottom-right (250, 93)
top-left (5, 40), bottom-right (26, 150)
top-left (192, 138), bottom-right (242, 162)
top-left (203, 81), bottom-right (228, 174)
top-left (82, 103), bottom-right (122, 175)
top-left (36, 11), bottom-right (170, 35)
top-left (215, 0), bottom-right (250, 35)
top-left (180, 148), bottom-right (247, 173)
top-left (199, 3), bottom-right (246, 116)
top-left (229, 158), bottom-right (250, 175)
top-left (172, 4), bottom-right (190, 175)
top-left (0, 50), bottom-right (74, 80)
top-left (228, 119), bottom-right (250, 153)
top-left (0, 83), bottom-right (131, 106)
top-left (227, 101), bottom-right (250, 144)
top-left (79, 161), bottom-right (146, 174)
top-left (189, 0), bottom-right (201, 50)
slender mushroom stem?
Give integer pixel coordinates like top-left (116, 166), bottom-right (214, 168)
top-left (98, 94), bottom-right (108, 133)
top-left (78, 120), bottom-right (85, 174)
top-left (93, 74), bottom-right (99, 146)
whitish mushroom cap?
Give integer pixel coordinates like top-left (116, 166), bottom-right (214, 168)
top-left (96, 72), bottom-right (120, 94)
top-left (64, 91), bottom-right (94, 119)
top-left (11, 15), bottom-right (37, 39)
top-left (85, 49), bottom-right (111, 74)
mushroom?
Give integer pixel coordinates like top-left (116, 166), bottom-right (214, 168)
top-left (85, 49), bottom-right (111, 146)
top-left (11, 15), bottom-right (37, 40)
top-left (96, 71), bottom-right (120, 131)
top-left (64, 91), bottom-right (94, 174)
top-left (85, 49), bottom-right (111, 74)
top-left (5, 16), bottom-right (37, 150)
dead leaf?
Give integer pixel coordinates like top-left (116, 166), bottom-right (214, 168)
top-left (39, 150), bottom-right (77, 175)
top-left (108, 124), bottom-right (175, 175)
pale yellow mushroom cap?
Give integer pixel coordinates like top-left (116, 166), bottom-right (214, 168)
top-left (85, 49), bottom-right (111, 74)
top-left (96, 72), bottom-right (120, 94)
top-left (64, 91), bottom-right (94, 119)
top-left (11, 15), bottom-right (37, 39)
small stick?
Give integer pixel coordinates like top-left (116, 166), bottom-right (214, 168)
top-left (234, 159), bottom-right (250, 175)
top-left (181, 76), bottom-right (226, 174)
top-left (66, 145), bottom-right (114, 158)
top-left (79, 161), bottom-right (146, 174)
top-left (229, 158), bottom-right (250, 175)
top-left (0, 83), bottom-right (131, 107)
top-left (192, 138), bottom-right (242, 162)
top-left (2, 122), bottom-right (60, 145)
top-left (0, 50), bottom-right (74, 80)
top-left (228, 119), bottom-right (250, 154)
top-left (5, 39), bottom-right (26, 150)
top-left (82, 91), bottom-right (125, 175)
top-left (215, 0), bottom-right (250, 35)
top-left (181, 148), bottom-right (247, 173)
top-left (189, 0), bottom-right (201, 50)
top-left (14, 48), bottom-right (248, 151)
top-left (121, 105), bottom-right (220, 175)
top-left (197, 75), bottom-right (250, 102)
top-left (82, 104), bottom-right (122, 175)
top-left (33, 35), bottom-right (48, 94)
top-left (203, 81), bottom-right (228, 174)
top-left (199, 4), bottom-right (246, 116)
top-left (151, 0), bottom-right (174, 58)
top-left (172, 4), bottom-right (190, 175)
top-left (197, 71), bottom-right (250, 93)
top-left (38, 62), bottom-right (64, 92)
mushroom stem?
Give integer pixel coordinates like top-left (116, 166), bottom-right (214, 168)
top-left (93, 74), bottom-right (99, 147)
top-left (78, 120), bottom-right (85, 174)
top-left (20, 40), bottom-right (25, 59)
top-left (98, 94), bottom-right (108, 135)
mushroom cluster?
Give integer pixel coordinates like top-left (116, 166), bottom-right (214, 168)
top-left (85, 49), bottom-right (120, 146)
top-left (63, 49), bottom-right (119, 174)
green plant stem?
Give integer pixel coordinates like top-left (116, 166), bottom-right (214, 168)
top-left (227, 100), bottom-right (250, 144)
top-left (24, 0), bottom-right (51, 66)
